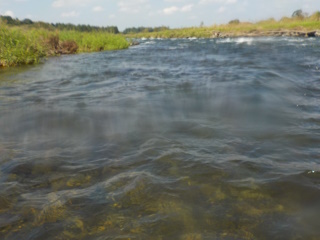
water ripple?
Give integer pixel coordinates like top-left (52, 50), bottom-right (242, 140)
top-left (0, 38), bottom-right (320, 239)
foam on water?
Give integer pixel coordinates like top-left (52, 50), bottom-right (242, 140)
top-left (217, 37), bottom-right (254, 44)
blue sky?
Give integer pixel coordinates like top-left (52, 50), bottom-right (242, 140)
top-left (0, 0), bottom-right (319, 30)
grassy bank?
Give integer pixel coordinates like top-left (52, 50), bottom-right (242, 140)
top-left (0, 24), bottom-right (129, 67)
top-left (125, 18), bottom-right (320, 39)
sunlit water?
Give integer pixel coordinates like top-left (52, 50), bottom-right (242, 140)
top-left (0, 37), bottom-right (320, 240)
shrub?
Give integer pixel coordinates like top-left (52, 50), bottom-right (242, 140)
top-left (229, 19), bottom-right (240, 25)
top-left (47, 35), bottom-right (60, 50)
top-left (60, 40), bottom-right (78, 54)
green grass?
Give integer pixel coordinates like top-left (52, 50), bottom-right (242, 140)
top-left (1, 16), bottom-right (320, 67)
top-left (125, 18), bottom-right (320, 39)
top-left (0, 24), bottom-right (129, 67)
top-left (59, 31), bottom-right (129, 52)
top-left (125, 27), bottom-right (213, 39)
top-left (0, 25), bottom-right (46, 67)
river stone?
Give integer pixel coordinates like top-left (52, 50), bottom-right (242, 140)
top-left (307, 31), bottom-right (316, 37)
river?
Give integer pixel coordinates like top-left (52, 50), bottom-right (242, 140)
top-left (0, 37), bottom-right (320, 239)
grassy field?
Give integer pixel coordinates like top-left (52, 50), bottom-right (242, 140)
top-left (125, 18), bottom-right (320, 39)
top-left (0, 24), bottom-right (129, 67)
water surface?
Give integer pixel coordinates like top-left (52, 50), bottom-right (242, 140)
top-left (0, 37), bottom-right (320, 239)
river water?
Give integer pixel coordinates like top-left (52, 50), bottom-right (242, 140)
top-left (0, 37), bottom-right (320, 239)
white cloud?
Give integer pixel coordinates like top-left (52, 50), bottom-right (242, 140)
top-left (163, 4), bottom-right (194, 15)
top-left (52, 0), bottom-right (90, 8)
top-left (218, 6), bottom-right (225, 13)
top-left (3, 10), bottom-right (15, 18)
top-left (61, 11), bottom-right (79, 17)
top-left (181, 4), bottom-right (193, 12)
top-left (200, 0), bottom-right (237, 4)
top-left (118, 0), bottom-right (149, 13)
top-left (163, 6), bottom-right (179, 15)
top-left (109, 14), bottom-right (116, 19)
top-left (92, 6), bottom-right (103, 12)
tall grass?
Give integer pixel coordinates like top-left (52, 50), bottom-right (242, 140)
top-left (0, 24), bottom-right (129, 67)
top-left (0, 25), bottom-right (46, 67)
top-left (126, 18), bottom-right (320, 39)
top-left (59, 31), bottom-right (129, 52)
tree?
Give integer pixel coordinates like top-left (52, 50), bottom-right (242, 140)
top-left (228, 19), bottom-right (240, 24)
top-left (22, 18), bottom-right (33, 24)
top-left (1, 16), bottom-right (17, 25)
top-left (292, 9), bottom-right (307, 19)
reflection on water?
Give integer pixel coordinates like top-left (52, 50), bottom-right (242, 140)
top-left (0, 38), bottom-right (320, 239)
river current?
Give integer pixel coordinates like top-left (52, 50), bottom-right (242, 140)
top-left (0, 37), bottom-right (320, 239)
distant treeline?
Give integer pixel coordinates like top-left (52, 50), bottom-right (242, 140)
top-left (0, 15), bottom-right (119, 33)
top-left (123, 26), bottom-right (170, 34)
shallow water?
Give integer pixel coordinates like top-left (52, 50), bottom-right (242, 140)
top-left (0, 37), bottom-right (320, 240)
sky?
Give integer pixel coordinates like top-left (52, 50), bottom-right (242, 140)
top-left (0, 0), bottom-right (319, 31)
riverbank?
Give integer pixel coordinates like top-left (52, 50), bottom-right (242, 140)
top-left (125, 19), bottom-right (320, 39)
top-left (211, 30), bottom-right (320, 38)
top-left (0, 24), bottom-right (129, 67)
top-left (2, 17), bottom-right (320, 67)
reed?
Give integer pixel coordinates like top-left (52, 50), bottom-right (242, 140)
top-left (59, 31), bottom-right (130, 52)
top-left (0, 24), bottom-right (129, 67)
top-left (0, 25), bottom-right (46, 67)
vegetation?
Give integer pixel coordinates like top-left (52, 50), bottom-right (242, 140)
top-left (291, 9), bottom-right (308, 20)
top-left (310, 11), bottom-right (320, 21)
top-left (125, 10), bottom-right (320, 39)
top-left (0, 25), bottom-right (46, 67)
top-left (1, 9), bottom-right (320, 67)
top-left (122, 26), bottom-right (170, 34)
top-left (58, 31), bottom-right (129, 52)
top-left (0, 15), bottom-right (119, 33)
top-left (0, 20), bottom-right (129, 67)
top-left (228, 19), bottom-right (240, 25)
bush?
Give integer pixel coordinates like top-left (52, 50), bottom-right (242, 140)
top-left (60, 41), bottom-right (78, 54)
top-left (47, 35), bottom-right (60, 50)
top-left (229, 19), bottom-right (240, 25)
